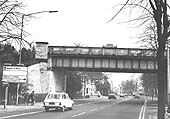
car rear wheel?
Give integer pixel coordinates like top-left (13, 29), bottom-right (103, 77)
top-left (69, 105), bottom-right (73, 110)
top-left (45, 107), bottom-right (49, 112)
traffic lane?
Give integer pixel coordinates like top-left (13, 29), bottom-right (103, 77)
top-left (71, 97), bottom-right (145, 119)
top-left (2, 97), bottom-right (135, 119)
top-left (0, 97), bottom-right (124, 119)
top-left (0, 97), bottom-right (104, 117)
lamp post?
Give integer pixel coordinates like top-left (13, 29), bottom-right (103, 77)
top-left (167, 45), bottom-right (170, 113)
top-left (16, 10), bottom-right (58, 105)
top-left (19, 10), bottom-right (58, 64)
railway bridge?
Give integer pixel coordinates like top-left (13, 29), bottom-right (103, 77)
top-left (44, 45), bottom-right (162, 92)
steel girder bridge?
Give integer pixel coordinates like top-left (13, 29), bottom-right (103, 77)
top-left (48, 46), bottom-right (162, 73)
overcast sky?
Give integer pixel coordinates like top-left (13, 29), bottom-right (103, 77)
top-left (22, 0), bottom-right (143, 86)
top-left (22, 0), bottom-right (143, 48)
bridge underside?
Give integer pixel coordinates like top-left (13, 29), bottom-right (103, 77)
top-left (49, 56), bottom-right (158, 73)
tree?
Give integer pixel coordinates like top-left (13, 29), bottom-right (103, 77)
top-left (95, 74), bottom-right (111, 96)
top-left (21, 48), bottom-right (36, 66)
top-left (141, 73), bottom-right (158, 97)
top-left (0, 43), bottom-right (18, 64)
top-left (110, 1), bottom-right (170, 118)
top-left (66, 71), bottom-right (82, 98)
top-left (0, 43), bottom-right (36, 65)
top-left (0, 43), bottom-right (36, 103)
top-left (0, 0), bottom-right (32, 50)
top-left (137, 21), bottom-right (158, 49)
top-left (70, 71), bottom-right (111, 97)
top-left (121, 79), bottom-right (136, 94)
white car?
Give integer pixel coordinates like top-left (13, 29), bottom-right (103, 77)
top-left (43, 92), bottom-right (74, 112)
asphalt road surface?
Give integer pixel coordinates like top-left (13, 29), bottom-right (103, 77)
top-left (0, 96), bottom-right (146, 119)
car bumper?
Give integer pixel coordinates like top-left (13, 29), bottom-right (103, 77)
top-left (43, 105), bottom-right (62, 108)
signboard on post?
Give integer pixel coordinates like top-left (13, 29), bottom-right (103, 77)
top-left (35, 42), bottom-right (48, 59)
top-left (2, 66), bottom-right (28, 83)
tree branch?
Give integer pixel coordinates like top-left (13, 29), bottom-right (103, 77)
top-left (149, 0), bottom-right (156, 11)
top-left (0, 4), bottom-right (18, 25)
top-left (107, 0), bottom-right (130, 22)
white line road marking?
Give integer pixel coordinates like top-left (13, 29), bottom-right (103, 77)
top-left (138, 105), bottom-right (144, 119)
top-left (0, 100), bottom-right (98, 119)
top-left (0, 97), bottom-right (133, 119)
top-left (89, 108), bottom-right (98, 112)
top-left (142, 99), bottom-right (147, 119)
top-left (0, 111), bottom-right (43, 119)
top-left (72, 112), bottom-right (86, 117)
top-left (138, 99), bottom-right (147, 119)
top-left (74, 99), bottom-right (106, 107)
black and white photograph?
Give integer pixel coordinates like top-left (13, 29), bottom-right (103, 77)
top-left (0, 0), bottom-right (170, 119)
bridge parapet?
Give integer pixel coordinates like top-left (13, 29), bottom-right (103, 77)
top-left (48, 46), bottom-right (157, 57)
top-left (47, 46), bottom-right (163, 73)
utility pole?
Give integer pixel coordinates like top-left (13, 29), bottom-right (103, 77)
top-left (16, 10), bottom-right (58, 105)
top-left (167, 45), bottom-right (170, 113)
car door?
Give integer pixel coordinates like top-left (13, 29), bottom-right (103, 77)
top-left (62, 94), bottom-right (66, 107)
top-left (62, 93), bottom-right (71, 107)
top-left (65, 94), bottom-right (72, 107)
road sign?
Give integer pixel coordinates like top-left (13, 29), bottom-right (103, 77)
top-left (2, 66), bottom-right (28, 83)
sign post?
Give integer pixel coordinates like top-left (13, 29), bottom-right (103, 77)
top-left (4, 84), bottom-right (8, 109)
top-left (16, 83), bottom-right (20, 105)
top-left (2, 65), bottom-right (27, 106)
top-left (35, 42), bottom-right (48, 60)
top-left (2, 82), bottom-right (8, 109)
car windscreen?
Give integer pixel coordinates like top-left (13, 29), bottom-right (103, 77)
top-left (47, 94), bottom-right (61, 99)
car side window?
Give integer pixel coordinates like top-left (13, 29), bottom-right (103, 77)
top-left (62, 94), bottom-right (66, 99)
top-left (66, 94), bottom-right (69, 99)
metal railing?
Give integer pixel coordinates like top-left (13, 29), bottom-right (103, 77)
top-left (48, 46), bottom-right (157, 57)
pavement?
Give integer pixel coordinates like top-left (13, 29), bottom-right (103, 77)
top-left (0, 102), bottom-right (43, 114)
top-left (145, 97), bottom-right (170, 119)
top-left (1, 96), bottom-right (170, 119)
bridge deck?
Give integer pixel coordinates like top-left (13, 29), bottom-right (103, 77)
top-left (47, 46), bottom-right (167, 73)
top-left (48, 46), bottom-right (157, 57)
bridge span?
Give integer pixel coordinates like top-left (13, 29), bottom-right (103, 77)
top-left (43, 45), bottom-right (167, 92)
top-left (48, 46), bottom-right (159, 73)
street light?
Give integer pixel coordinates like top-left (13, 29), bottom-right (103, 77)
top-left (19, 10), bottom-right (58, 64)
top-left (167, 45), bottom-right (170, 113)
top-left (16, 10), bottom-right (58, 105)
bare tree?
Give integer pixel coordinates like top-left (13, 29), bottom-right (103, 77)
top-left (0, 0), bottom-right (31, 50)
top-left (137, 20), bottom-right (158, 49)
top-left (109, 0), bottom-right (170, 119)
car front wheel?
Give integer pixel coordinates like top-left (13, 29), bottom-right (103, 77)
top-left (61, 106), bottom-right (65, 112)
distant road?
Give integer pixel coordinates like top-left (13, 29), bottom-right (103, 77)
top-left (0, 96), bottom-right (146, 119)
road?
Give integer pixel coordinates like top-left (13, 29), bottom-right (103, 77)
top-left (0, 96), bottom-right (146, 119)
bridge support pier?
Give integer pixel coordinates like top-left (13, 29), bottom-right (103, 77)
top-left (48, 68), bottom-right (66, 92)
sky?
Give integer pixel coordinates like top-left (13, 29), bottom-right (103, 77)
top-left (22, 0), bottom-right (142, 48)
top-left (21, 0), bottom-right (143, 87)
